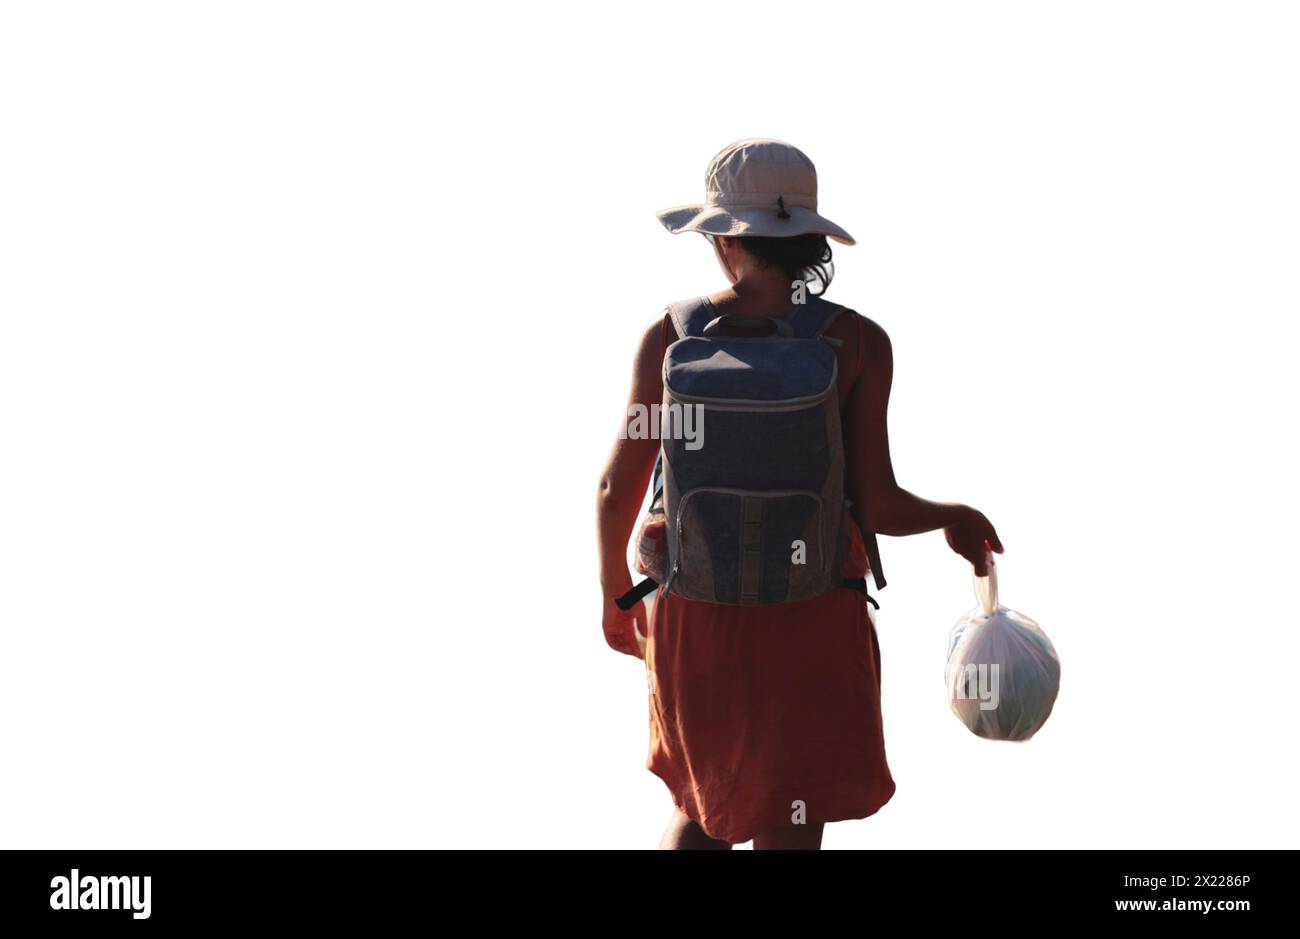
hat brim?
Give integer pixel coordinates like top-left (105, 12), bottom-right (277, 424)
top-left (655, 203), bottom-right (855, 246)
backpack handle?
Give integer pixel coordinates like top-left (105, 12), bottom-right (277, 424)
top-left (702, 315), bottom-right (795, 338)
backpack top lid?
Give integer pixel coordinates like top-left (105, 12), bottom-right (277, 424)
top-left (666, 334), bottom-right (838, 403)
top-left (663, 294), bottom-right (846, 404)
top-left (667, 294), bottom-right (845, 342)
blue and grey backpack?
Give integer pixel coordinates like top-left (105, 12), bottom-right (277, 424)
top-left (618, 294), bottom-right (886, 611)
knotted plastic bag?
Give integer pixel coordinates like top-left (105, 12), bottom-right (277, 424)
top-left (945, 551), bottom-right (1060, 741)
top-left (633, 506), bottom-right (667, 584)
top-left (632, 502), bottom-right (666, 658)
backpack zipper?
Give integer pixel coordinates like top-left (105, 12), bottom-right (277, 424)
top-left (662, 560), bottom-right (680, 595)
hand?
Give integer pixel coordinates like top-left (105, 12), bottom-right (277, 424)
top-left (602, 591), bottom-right (648, 659)
top-left (944, 505), bottom-right (1004, 576)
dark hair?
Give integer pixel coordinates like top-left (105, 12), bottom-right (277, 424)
top-left (736, 234), bottom-right (835, 294)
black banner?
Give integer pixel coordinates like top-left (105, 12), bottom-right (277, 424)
top-left (0, 849), bottom-right (1288, 927)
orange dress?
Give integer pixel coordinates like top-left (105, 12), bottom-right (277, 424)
top-left (645, 310), bottom-right (896, 844)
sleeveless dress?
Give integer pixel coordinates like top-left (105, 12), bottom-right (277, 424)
top-left (645, 308), bottom-right (896, 844)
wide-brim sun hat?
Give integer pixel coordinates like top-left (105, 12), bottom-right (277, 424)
top-left (655, 138), bottom-right (855, 246)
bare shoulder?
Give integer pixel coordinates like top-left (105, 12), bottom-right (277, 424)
top-left (636, 308), bottom-right (671, 358)
top-left (626, 308), bottom-right (672, 390)
top-left (854, 312), bottom-right (892, 367)
top-left (825, 308), bottom-right (892, 366)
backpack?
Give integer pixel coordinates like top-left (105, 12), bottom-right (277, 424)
top-left (618, 294), bottom-right (886, 611)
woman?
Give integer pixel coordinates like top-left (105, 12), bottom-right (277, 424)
top-left (596, 140), bottom-right (1002, 850)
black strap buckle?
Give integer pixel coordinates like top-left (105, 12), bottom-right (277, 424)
top-left (615, 578), bottom-right (658, 611)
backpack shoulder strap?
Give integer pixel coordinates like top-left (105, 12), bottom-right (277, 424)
top-left (665, 297), bottom-right (715, 339)
top-left (787, 294), bottom-right (848, 339)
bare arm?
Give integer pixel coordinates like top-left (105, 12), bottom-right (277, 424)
top-left (595, 317), bottom-right (665, 656)
top-left (844, 316), bottom-right (1003, 575)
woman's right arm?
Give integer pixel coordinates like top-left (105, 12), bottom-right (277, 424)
top-left (595, 317), bottom-right (666, 657)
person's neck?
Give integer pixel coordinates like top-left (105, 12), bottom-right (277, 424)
top-left (710, 271), bottom-right (795, 318)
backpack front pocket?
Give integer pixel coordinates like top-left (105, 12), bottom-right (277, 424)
top-left (671, 488), bottom-right (828, 605)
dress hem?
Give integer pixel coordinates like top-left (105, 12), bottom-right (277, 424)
top-left (648, 762), bottom-right (898, 846)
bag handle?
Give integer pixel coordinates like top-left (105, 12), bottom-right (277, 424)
top-left (702, 315), bottom-right (795, 338)
top-left (973, 546), bottom-right (998, 614)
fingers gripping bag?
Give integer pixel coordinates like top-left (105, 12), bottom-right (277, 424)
top-left (945, 551), bottom-right (1060, 741)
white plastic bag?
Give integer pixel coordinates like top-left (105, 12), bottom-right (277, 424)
top-left (945, 551), bottom-right (1060, 741)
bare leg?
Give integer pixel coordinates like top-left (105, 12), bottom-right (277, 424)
top-left (659, 809), bottom-right (732, 850)
top-left (753, 822), bottom-right (825, 851)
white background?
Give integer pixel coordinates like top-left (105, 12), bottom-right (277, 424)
top-left (2, 2), bottom-right (1297, 848)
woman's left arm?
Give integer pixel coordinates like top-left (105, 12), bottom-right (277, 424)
top-left (845, 316), bottom-right (1004, 576)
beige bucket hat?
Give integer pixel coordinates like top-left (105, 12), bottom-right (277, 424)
top-left (655, 138), bottom-right (855, 246)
